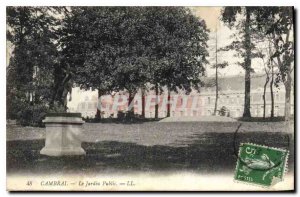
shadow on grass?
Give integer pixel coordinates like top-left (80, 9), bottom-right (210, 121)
top-left (83, 117), bottom-right (164, 124)
top-left (7, 132), bottom-right (294, 175)
top-left (237, 116), bottom-right (293, 122)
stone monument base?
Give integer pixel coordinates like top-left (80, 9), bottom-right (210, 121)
top-left (40, 113), bottom-right (86, 156)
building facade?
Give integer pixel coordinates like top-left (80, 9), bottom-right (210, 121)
top-left (67, 74), bottom-right (294, 118)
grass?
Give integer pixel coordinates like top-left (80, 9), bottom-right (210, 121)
top-left (238, 116), bottom-right (294, 122)
top-left (6, 121), bottom-right (294, 175)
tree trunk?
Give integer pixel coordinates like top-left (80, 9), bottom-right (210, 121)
top-left (214, 67), bottom-right (219, 116)
top-left (128, 91), bottom-right (135, 114)
top-left (284, 73), bottom-right (292, 121)
top-left (271, 26), bottom-right (293, 121)
top-left (155, 84), bottom-right (159, 119)
top-left (243, 8), bottom-right (252, 118)
top-left (95, 89), bottom-right (103, 120)
top-left (270, 65), bottom-right (274, 118)
top-left (167, 86), bottom-right (171, 117)
top-left (263, 76), bottom-right (269, 119)
top-left (141, 87), bottom-right (145, 118)
top-left (213, 30), bottom-right (219, 116)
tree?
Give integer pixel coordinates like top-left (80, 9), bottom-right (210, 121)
top-left (62, 7), bottom-right (153, 119)
top-left (223, 7), bottom-right (294, 120)
top-left (256, 40), bottom-right (271, 119)
top-left (61, 7), bottom-right (119, 119)
top-left (208, 28), bottom-right (228, 116)
top-left (141, 7), bottom-right (209, 118)
top-left (255, 7), bottom-right (294, 120)
top-left (61, 7), bottom-right (209, 120)
top-left (7, 7), bottom-right (62, 125)
top-left (221, 7), bottom-right (259, 118)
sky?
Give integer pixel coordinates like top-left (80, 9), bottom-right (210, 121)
top-left (189, 7), bottom-right (222, 32)
top-left (190, 6), bottom-right (266, 77)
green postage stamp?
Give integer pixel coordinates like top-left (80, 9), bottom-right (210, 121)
top-left (234, 143), bottom-right (289, 187)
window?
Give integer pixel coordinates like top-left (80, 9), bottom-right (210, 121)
top-left (207, 97), bottom-right (211, 104)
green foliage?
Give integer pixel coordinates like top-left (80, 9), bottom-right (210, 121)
top-left (221, 7), bottom-right (263, 118)
top-left (220, 7), bottom-right (265, 70)
top-left (219, 106), bottom-right (229, 117)
top-left (116, 111), bottom-right (145, 123)
top-left (60, 7), bottom-right (148, 94)
top-left (254, 7), bottom-right (294, 84)
top-left (7, 6), bottom-right (210, 124)
top-left (221, 7), bottom-right (242, 27)
top-left (143, 7), bottom-right (209, 93)
top-left (16, 102), bottom-right (48, 127)
top-left (62, 7), bottom-right (209, 96)
top-left (211, 62), bottom-right (228, 69)
top-left (253, 7), bottom-right (294, 120)
top-left (6, 7), bottom-right (62, 126)
top-left (221, 6), bottom-right (294, 119)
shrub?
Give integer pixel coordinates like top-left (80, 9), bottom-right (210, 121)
top-left (219, 106), bottom-right (229, 117)
top-left (16, 103), bottom-right (48, 127)
top-left (117, 111), bottom-right (142, 122)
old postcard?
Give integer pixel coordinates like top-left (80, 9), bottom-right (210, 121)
top-left (6, 6), bottom-right (294, 191)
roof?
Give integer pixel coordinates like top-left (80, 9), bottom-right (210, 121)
top-left (202, 74), bottom-right (285, 91)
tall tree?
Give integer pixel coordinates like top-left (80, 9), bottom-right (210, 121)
top-left (209, 29), bottom-right (228, 116)
top-left (61, 7), bottom-right (147, 118)
top-left (270, 59), bottom-right (275, 118)
top-left (142, 7), bottom-right (209, 118)
top-left (221, 7), bottom-right (258, 118)
top-left (61, 7), bottom-right (209, 120)
top-left (7, 7), bottom-right (62, 123)
top-left (255, 7), bottom-right (294, 120)
top-left (257, 42), bottom-right (271, 119)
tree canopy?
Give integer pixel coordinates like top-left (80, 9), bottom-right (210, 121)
top-left (6, 6), bottom-right (211, 123)
top-left (7, 7), bottom-right (63, 124)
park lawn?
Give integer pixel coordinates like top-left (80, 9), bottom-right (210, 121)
top-left (6, 121), bottom-right (294, 175)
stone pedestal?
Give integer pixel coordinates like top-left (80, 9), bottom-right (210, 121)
top-left (40, 113), bottom-right (86, 156)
